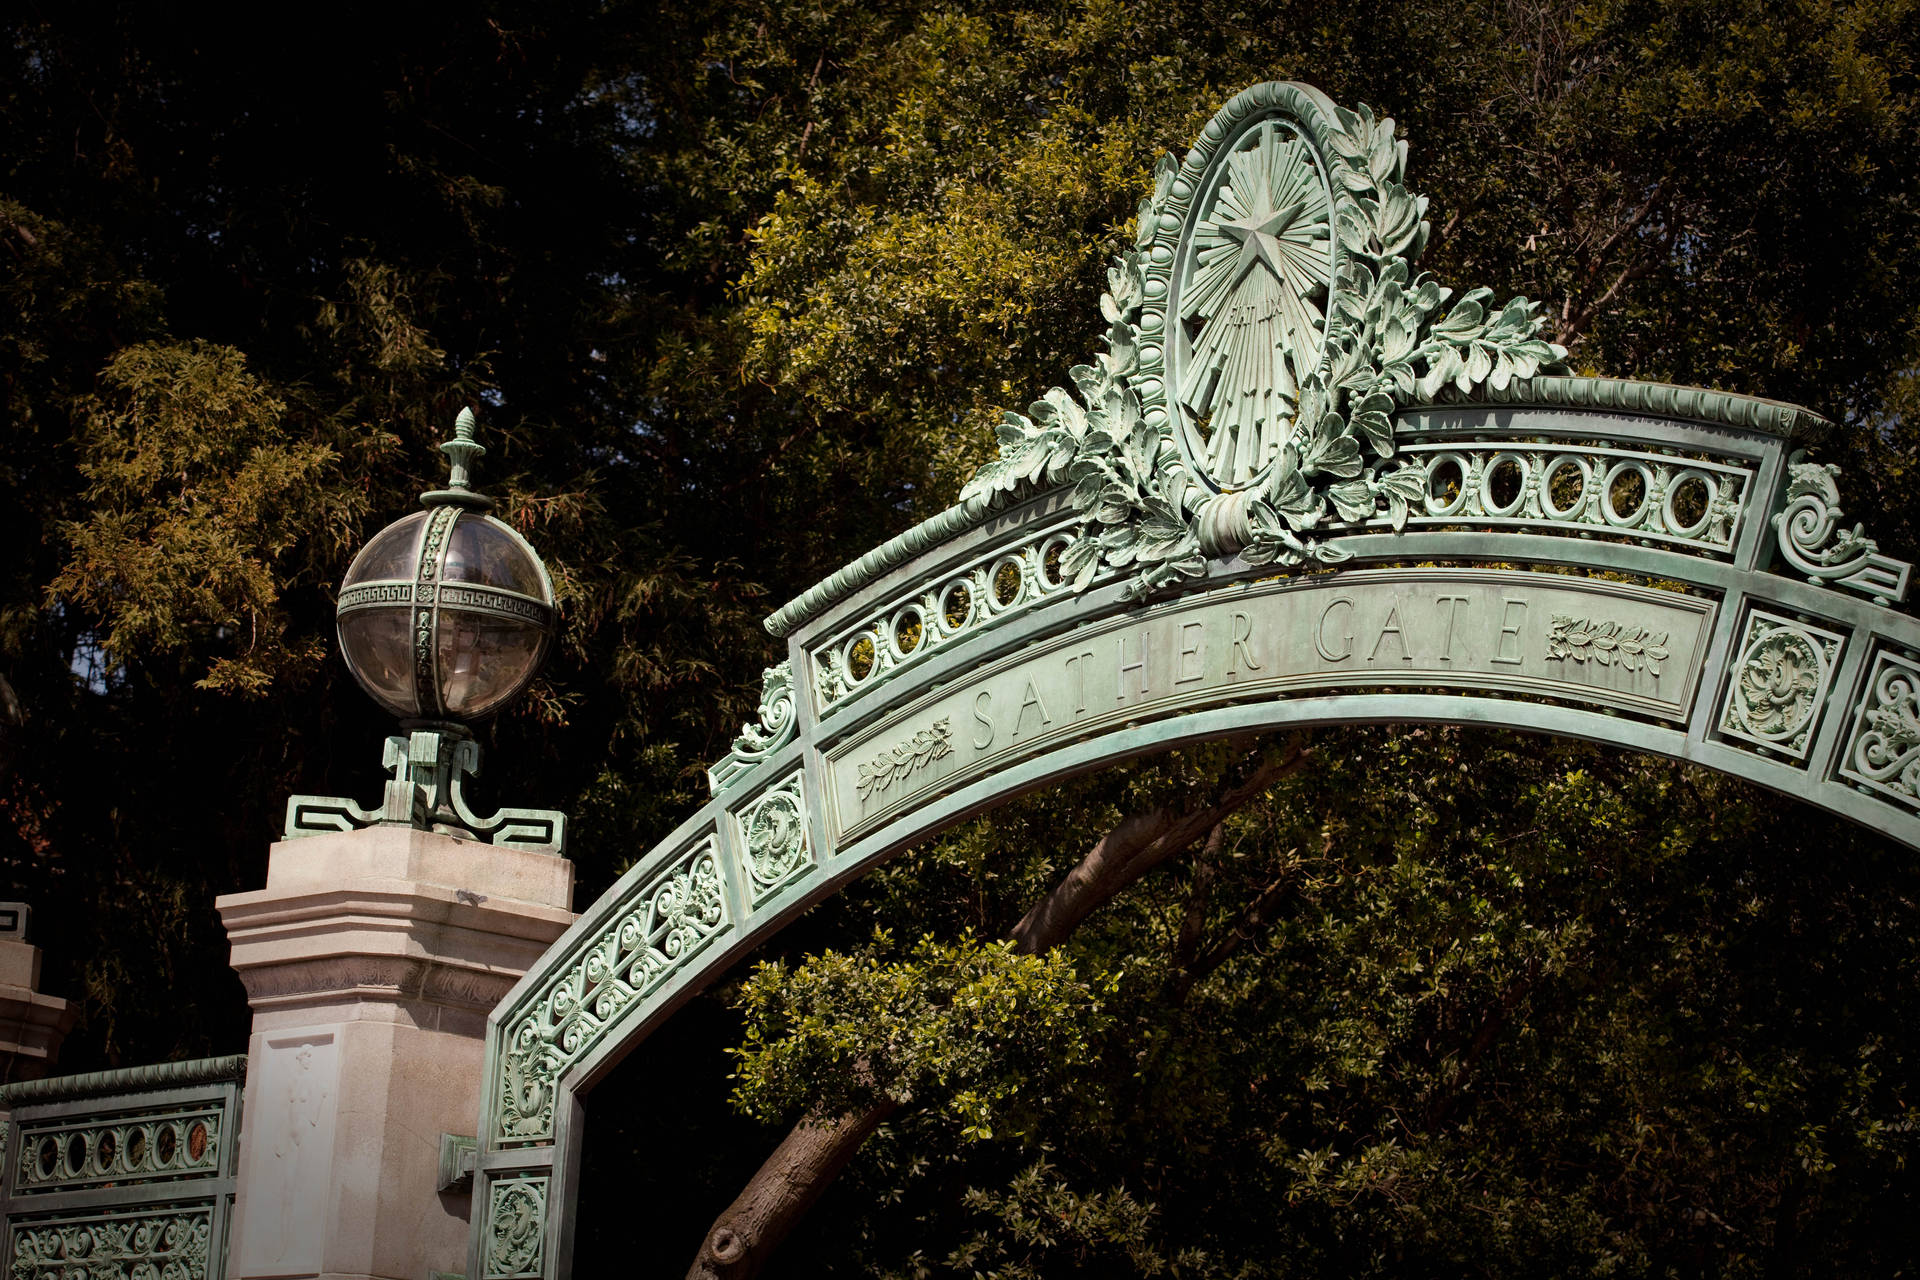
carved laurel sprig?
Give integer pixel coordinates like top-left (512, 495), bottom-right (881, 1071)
top-left (1546, 615), bottom-right (1671, 676)
top-left (960, 224), bottom-right (1207, 599)
top-left (855, 718), bottom-right (955, 801)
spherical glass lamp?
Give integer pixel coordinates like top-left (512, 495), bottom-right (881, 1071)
top-left (334, 409), bottom-right (556, 724)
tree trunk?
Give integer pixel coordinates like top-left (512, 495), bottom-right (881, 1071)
top-left (1009, 745), bottom-right (1300, 953)
top-left (688, 1102), bottom-right (898, 1278)
top-left (686, 738), bottom-right (1310, 1279)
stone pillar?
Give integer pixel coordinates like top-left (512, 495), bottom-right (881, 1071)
top-left (217, 827), bottom-right (573, 1280)
top-left (0, 903), bottom-right (76, 1083)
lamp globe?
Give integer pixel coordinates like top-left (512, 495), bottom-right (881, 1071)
top-left (335, 408), bottom-right (556, 725)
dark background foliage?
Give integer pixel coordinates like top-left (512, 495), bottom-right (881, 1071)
top-left (3, 1), bottom-right (1918, 1274)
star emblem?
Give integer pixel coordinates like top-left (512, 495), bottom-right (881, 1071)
top-left (1173, 122), bottom-right (1333, 486)
top-left (1216, 199), bottom-right (1310, 294)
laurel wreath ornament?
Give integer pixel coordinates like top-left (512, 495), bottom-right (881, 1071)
top-left (960, 87), bottom-right (1568, 600)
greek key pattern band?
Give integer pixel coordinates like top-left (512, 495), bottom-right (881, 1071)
top-left (340, 580), bottom-right (554, 627)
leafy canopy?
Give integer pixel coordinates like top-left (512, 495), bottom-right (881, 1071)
top-left (2, 0), bottom-right (1919, 1275)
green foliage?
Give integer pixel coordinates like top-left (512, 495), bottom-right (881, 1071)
top-left (53, 341), bottom-right (363, 694)
top-left (2, 0), bottom-right (1919, 1274)
top-left (732, 931), bottom-right (1114, 1141)
top-left (933, 1160), bottom-right (1185, 1279)
top-left (707, 730), bottom-right (1919, 1278)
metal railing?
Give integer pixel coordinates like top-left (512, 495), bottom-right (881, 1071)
top-left (0, 1055), bottom-right (246, 1280)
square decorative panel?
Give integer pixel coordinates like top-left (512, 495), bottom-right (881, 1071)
top-left (733, 773), bottom-right (813, 903)
top-left (1837, 647), bottom-right (1920, 809)
top-left (1718, 609), bottom-right (1846, 762)
top-left (484, 1175), bottom-right (549, 1279)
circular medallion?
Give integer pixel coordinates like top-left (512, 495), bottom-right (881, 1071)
top-left (1731, 625), bottom-right (1826, 743)
top-left (745, 786), bottom-right (806, 889)
top-left (1167, 111), bottom-right (1336, 491)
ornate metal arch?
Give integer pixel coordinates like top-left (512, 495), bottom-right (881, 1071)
top-left (468, 84), bottom-right (1918, 1278)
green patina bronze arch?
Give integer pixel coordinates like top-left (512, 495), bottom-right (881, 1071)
top-left (467, 83), bottom-right (1920, 1278)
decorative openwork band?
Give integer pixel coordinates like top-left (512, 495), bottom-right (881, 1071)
top-left (338, 580), bottom-right (554, 628)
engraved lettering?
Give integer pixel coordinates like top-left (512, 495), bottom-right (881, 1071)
top-left (1176, 621), bottom-right (1207, 685)
top-left (1369, 603), bottom-right (1412, 664)
top-left (1434, 594), bottom-right (1471, 663)
top-left (1229, 611), bottom-right (1261, 676)
top-left (832, 573), bottom-right (1712, 840)
top-left (1491, 596), bottom-right (1528, 666)
top-left (1065, 650), bottom-right (1097, 715)
top-left (1316, 598), bottom-right (1356, 662)
top-left (1013, 680), bottom-right (1052, 738)
top-left (1118, 632), bottom-right (1150, 700)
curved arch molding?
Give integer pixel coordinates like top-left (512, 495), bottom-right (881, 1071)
top-left (468, 84), bottom-right (1919, 1279)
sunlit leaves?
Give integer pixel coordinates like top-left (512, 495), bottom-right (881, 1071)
top-left (51, 341), bottom-right (367, 695)
top-left (730, 930), bottom-right (1114, 1141)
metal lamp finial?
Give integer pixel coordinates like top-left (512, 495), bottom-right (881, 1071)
top-left (423, 406), bottom-right (495, 510)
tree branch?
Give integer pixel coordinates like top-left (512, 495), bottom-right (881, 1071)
top-left (691, 1102), bottom-right (899, 1277)
top-left (1171, 860), bottom-right (1304, 1003)
top-left (1558, 184), bottom-right (1672, 345)
top-left (1171, 823), bottom-right (1225, 974)
top-left (1419, 957), bottom-right (1539, 1131)
top-left (1584, 180), bottom-right (1664, 281)
top-left (1009, 738), bottom-right (1309, 954)
top-left (686, 737), bottom-right (1311, 1278)
top-left (1559, 248), bottom-right (1666, 346)
top-left (1423, 206), bottom-right (1466, 262)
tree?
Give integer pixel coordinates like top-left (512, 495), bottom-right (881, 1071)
top-left (0, 0), bottom-right (937, 1061)
top-left (2, 0), bottom-right (1918, 1275)
top-left (575, 1), bottom-right (1920, 1274)
top-left (642, 729), bottom-right (1919, 1276)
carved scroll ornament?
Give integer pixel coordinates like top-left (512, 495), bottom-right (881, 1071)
top-left (485, 1177), bottom-right (549, 1278)
top-left (709, 662), bottom-right (800, 793)
top-left (496, 842), bottom-right (727, 1143)
top-left (1773, 451), bottom-right (1911, 604)
top-left (12, 1209), bottom-right (213, 1280)
top-left (1842, 651), bottom-right (1920, 807)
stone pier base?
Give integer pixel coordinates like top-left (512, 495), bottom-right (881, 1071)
top-left (0, 919), bottom-right (74, 1084)
top-left (218, 827), bottom-right (573, 1280)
